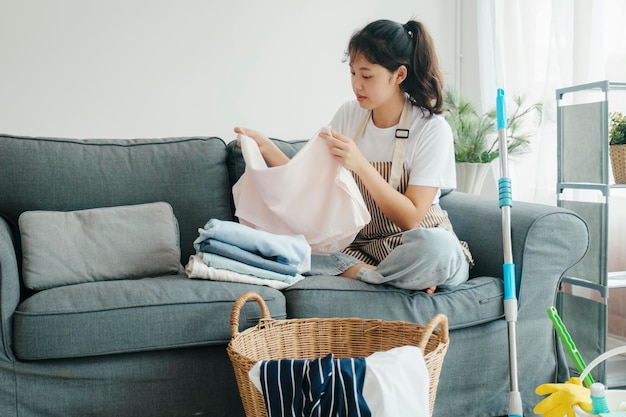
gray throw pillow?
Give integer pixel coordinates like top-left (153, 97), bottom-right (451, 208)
top-left (19, 202), bottom-right (183, 290)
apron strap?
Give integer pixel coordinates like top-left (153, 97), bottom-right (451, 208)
top-left (353, 96), bottom-right (412, 190)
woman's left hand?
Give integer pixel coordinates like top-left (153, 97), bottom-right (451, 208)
top-left (319, 128), bottom-right (368, 174)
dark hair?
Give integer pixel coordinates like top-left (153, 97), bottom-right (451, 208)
top-left (346, 19), bottom-right (444, 115)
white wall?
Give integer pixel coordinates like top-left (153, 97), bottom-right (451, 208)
top-left (0, 0), bottom-right (463, 142)
top-left (458, 0), bottom-right (481, 107)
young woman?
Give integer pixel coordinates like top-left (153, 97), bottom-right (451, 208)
top-left (235, 19), bottom-right (472, 293)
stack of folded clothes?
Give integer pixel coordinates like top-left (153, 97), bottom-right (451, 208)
top-left (185, 219), bottom-right (311, 289)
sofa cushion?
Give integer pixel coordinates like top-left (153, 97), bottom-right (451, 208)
top-left (0, 135), bottom-right (234, 265)
top-left (284, 275), bottom-right (504, 330)
top-left (13, 277), bottom-right (286, 360)
top-left (19, 202), bottom-right (183, 290)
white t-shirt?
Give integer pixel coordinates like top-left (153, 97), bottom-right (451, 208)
top-left (329, 100), bottom-right (456, 202)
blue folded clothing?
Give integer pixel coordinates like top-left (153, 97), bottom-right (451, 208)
top-left (198, 239), bottom-right (298, 276)
top-left (193, 219), bottom-right (311, 273)
top-left (199, 253), bottom-right (302, 285)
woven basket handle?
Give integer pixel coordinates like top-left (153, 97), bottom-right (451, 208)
top-left (418, 313), bottom-right (449, 351)
top-left (230, 291), bottom-right (272, 339)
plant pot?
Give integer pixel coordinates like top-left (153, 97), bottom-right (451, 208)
top-left (610, 144), bottom-right (626, 184)
top-left (455, 162), bottom-right (491, 195)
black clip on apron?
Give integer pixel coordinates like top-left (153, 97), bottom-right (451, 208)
top-left (352, 96), bottom-right (412, 190)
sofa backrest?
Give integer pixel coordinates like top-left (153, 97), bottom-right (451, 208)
top-left (0, 134), bottom-right (234, 267)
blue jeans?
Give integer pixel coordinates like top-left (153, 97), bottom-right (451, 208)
top-left (307, 252), bottom-right (363, 277)
top-left (308, 227), bottom-right (469, 291)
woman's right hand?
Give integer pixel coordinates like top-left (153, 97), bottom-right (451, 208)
top-left (234, 127), bottom-right (271, 149)
top-left (319, 128), bottom-right (369, 175)
top-left (234, 126), bottom-right (290, 166)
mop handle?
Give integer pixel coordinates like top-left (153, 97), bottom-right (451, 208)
top-left (498, 89), bottom-right (523, 417)
top-left (497, 89), bottom-right (515, 297)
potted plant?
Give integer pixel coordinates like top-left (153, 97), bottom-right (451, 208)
top-left (443, 88), bottom-right (542, 194)
top-left (609, 111), bottom-right (626, 184)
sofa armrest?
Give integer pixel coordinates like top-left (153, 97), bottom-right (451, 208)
top-left (440, 191), bottom-right (589, 315)
top-left (0, 216), bottom-right (20, 361)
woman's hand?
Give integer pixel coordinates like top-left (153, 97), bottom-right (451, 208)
top-left (234, 126), bottom-right (272, 150)
top-left (319, 128), bottom-right (369, 175)
top-left (320, 129), bottom-right (436, 231)
top-left (234, 127), bottom-right (289, 166)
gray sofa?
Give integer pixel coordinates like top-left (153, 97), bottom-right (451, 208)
top-left (0, 133), bottom-right (588, 417)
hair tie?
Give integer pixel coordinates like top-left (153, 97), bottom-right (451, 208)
top-left (402, 22), bottom-right (415, 40)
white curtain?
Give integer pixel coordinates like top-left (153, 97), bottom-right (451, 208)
top-left (476, 0), bottom-right (626, 274)
top-left (476, 0), bottom-right (626, 206)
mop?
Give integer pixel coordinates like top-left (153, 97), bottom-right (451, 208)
top-left (497, 88), bottom-right (523, 417)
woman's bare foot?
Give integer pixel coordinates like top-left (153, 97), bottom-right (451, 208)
top-left (424, 286), bottom-right (437, 295)
top-left (340, 263), bottom-right (376, 279)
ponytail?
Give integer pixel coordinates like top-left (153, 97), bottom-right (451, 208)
top-left (403, 20), bottom-right (444, 115)
top-left (346, 19), bottom-right (445, 115)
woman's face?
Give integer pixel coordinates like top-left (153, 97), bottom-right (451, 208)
top-left (349, 53), bottom-right (405, 110)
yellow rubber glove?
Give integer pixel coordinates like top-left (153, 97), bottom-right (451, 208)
top-left (534, 377), bottom-right (592, 417)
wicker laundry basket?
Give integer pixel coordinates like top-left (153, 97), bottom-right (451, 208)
top-left (610, 144), bottom-right (626, 184)
top-left (227, 291), bottom-right (449, 417)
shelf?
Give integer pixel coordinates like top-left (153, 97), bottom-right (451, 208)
top-left (609, 271), bottom-right (626, 289)
top-left (557, 80), bottom-right (626, 100)
top-left (556, 80), bottom-right (626, 386)
top-left (558, 182), bottom-right (626, 190)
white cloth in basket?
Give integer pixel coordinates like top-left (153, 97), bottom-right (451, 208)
top-left (248, 345), bottom-right (429, 417)
top-left (232, 128), bottom-right (371, 255)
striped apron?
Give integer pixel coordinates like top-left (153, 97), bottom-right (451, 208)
top-left (341, 97), bottom-right (473, 266)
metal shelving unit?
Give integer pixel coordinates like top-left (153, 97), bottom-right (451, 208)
top-left (556, 80), bottom-right (626, 388)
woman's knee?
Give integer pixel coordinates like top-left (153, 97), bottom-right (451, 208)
top-left (402, 227), bottom-right (469, 286)
top-left (402, 227), bottom-right (462, 258)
